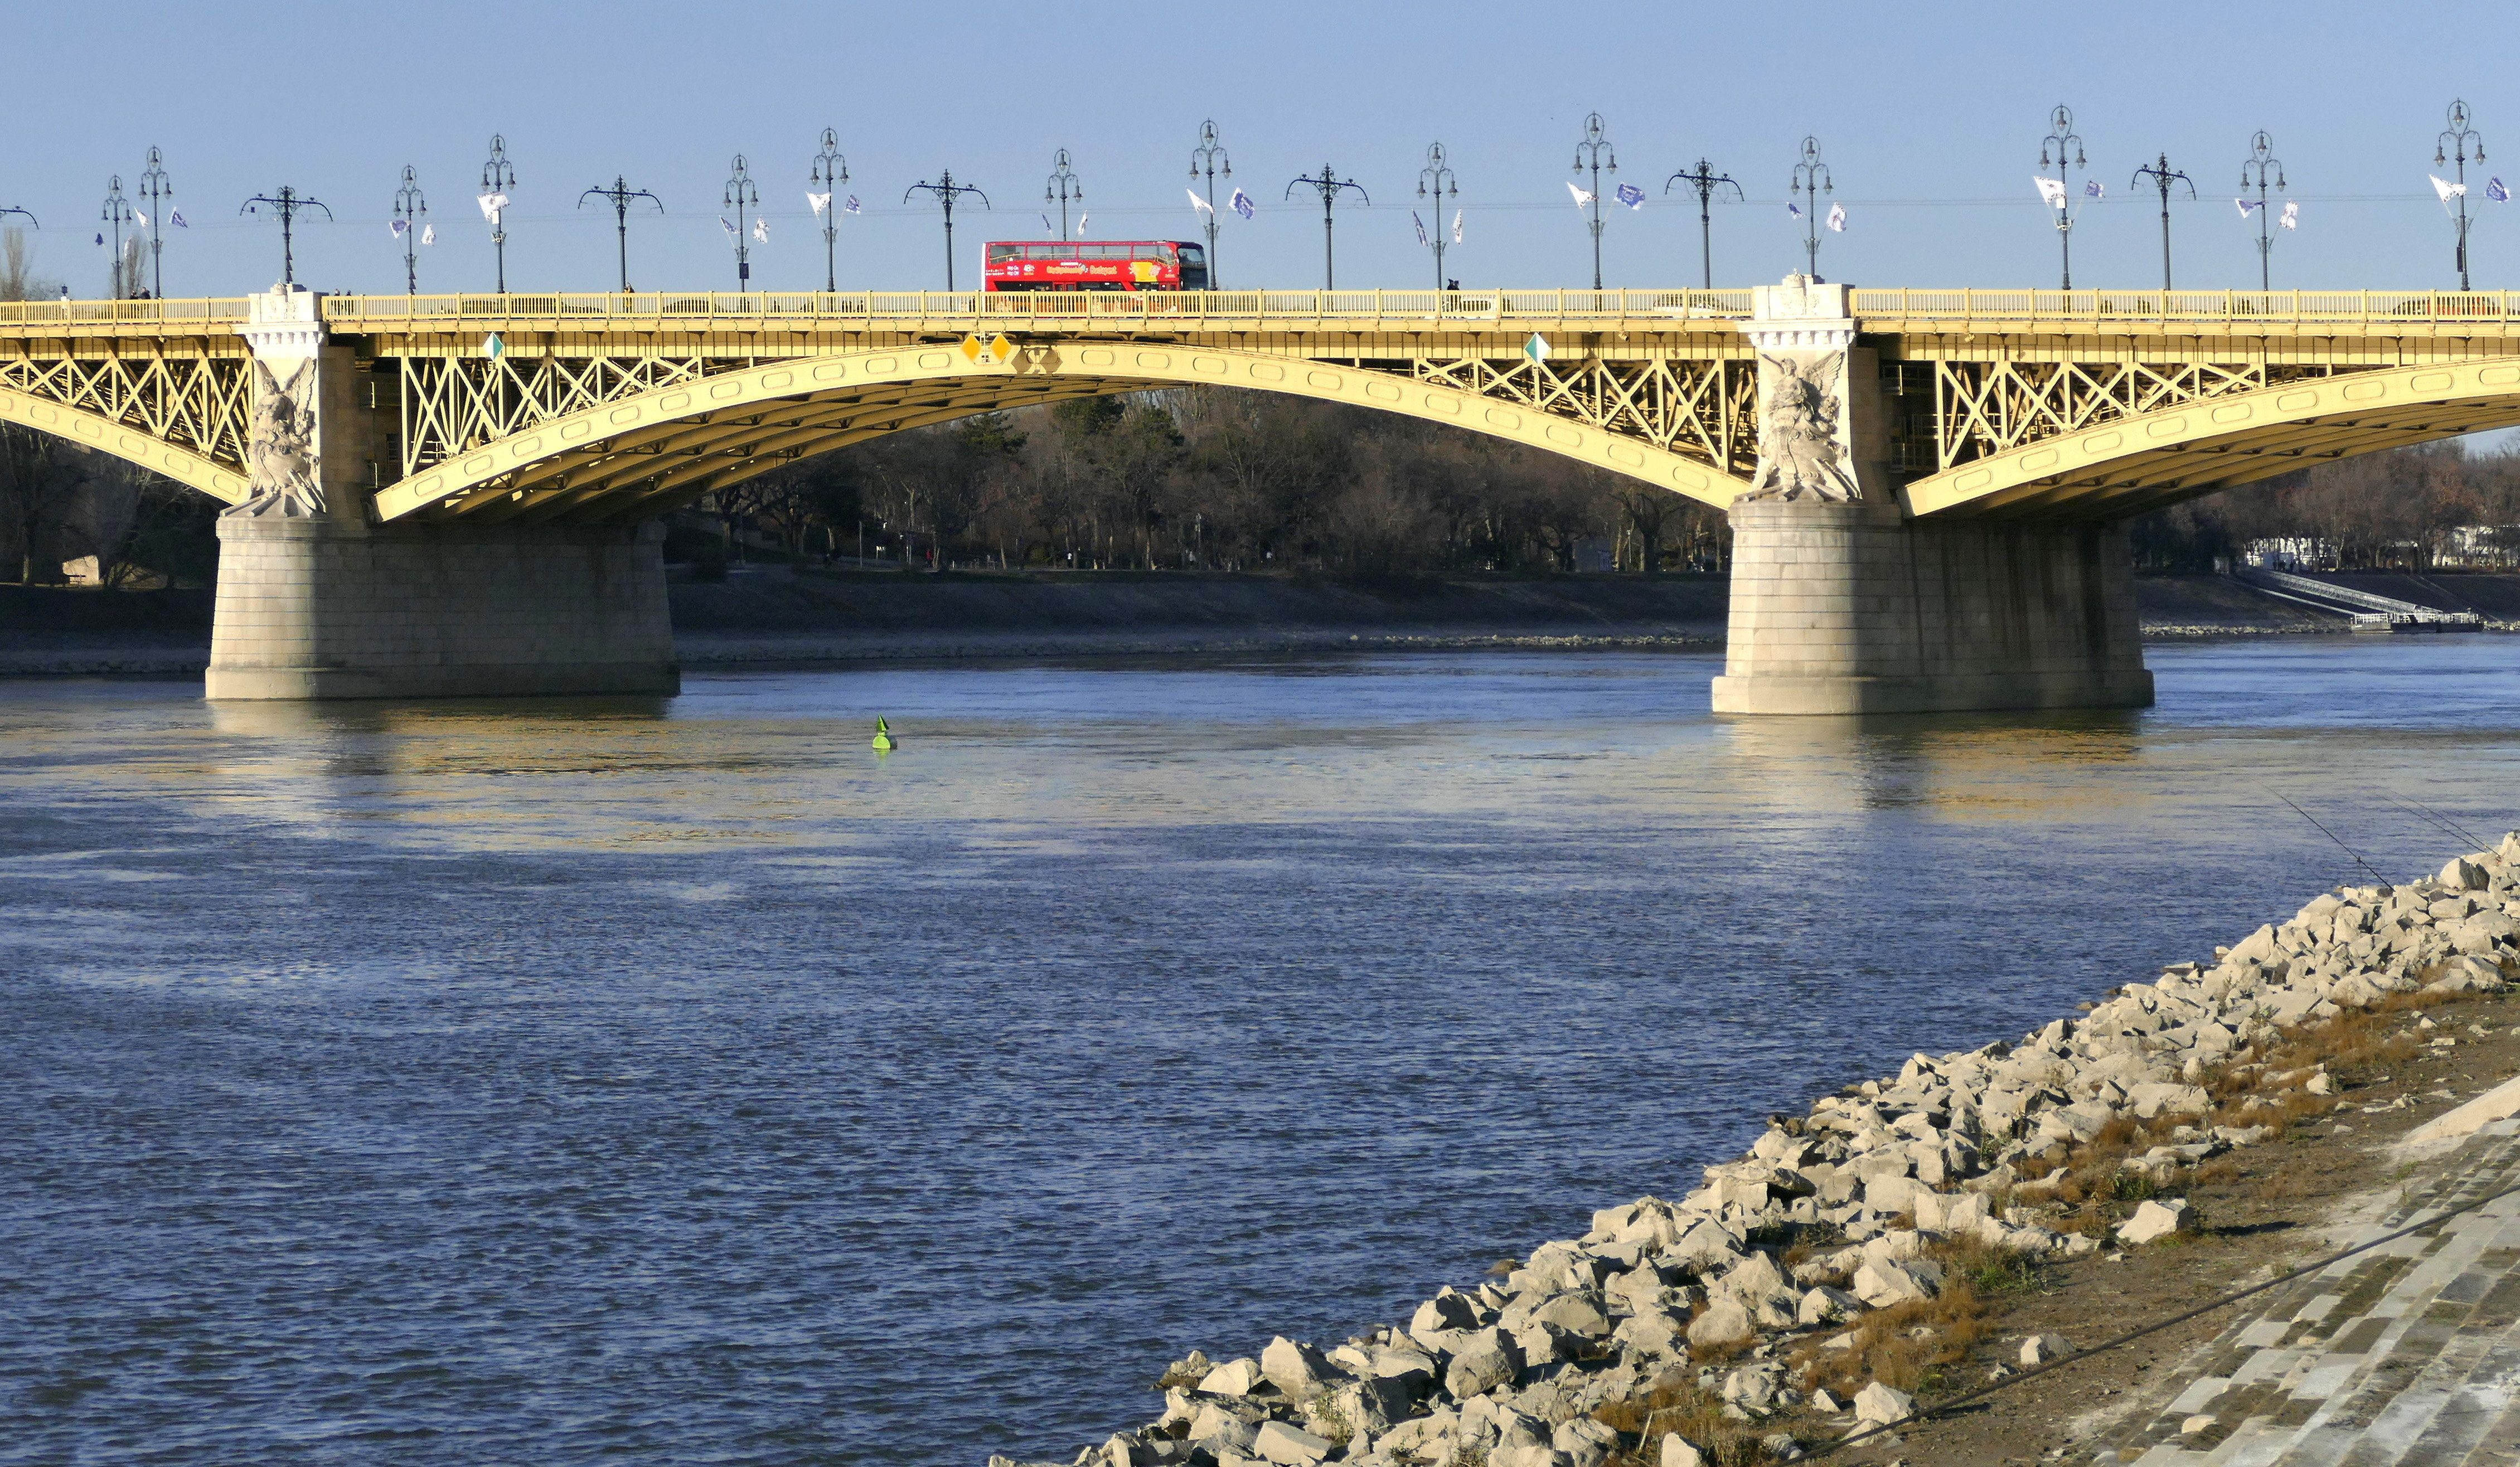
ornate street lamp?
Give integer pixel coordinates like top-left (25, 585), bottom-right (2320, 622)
top-left (580, 176), bottom-right (662, 294)
top-left (1571, 112), bottom-right (1617, 289)
top-left (138, 147), bottom-right (171, 299)
top-left (723, 154), bottom-right (759, 290)
top-left (1790, 137), bottom-right (1833, 279)
top-left (2240, 130), bottom-right (2287, 292)
top-left (2039, 105), bottom-right (2088, 289)
top-left (1285, 164), bottom-right (1368, 289)
top-left (392, 166), bottom-right (428, 294)
top-left (1664, 157), bottom-right (1743, 289)
top-left (1045, 148), bottom-right (1083, 241)
top-left (903, 171), bottom-right (990, 292)
top-left (480, 135), bottom-right (516, 293)
top-left (239, 186), bottom-right (332, 288)
top-left (100, 176), bottom-right (134, 299)
top-left (1417, 142), bottom-right (1458, 293)
top-left (2437, 100), bottom-right (2486, 291)
top-left (1189, 120), bottom-right (1230, 289)
top-left (2131, 153), bottom-right (2195, 290)
top-left (811, 128), bottom-right (849, 293)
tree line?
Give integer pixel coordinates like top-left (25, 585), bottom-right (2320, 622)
top-left (2130, 440), bottom-right (2520, 571)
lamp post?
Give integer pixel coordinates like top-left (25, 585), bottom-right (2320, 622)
top-left (1045, 148), bottom-right (1083, 241)
top-left (480, 134), bottom-right (516, 293)
top-left (2039, 105), bottom-right (2087, 289)
top-left (1790, 137), bottom-right (1832, 278)
top-left (239, 187), bottom-right (332, 288)
top-left (2438, 100), bottom-right (2485, 291)
top-left (392, 166), bottom-right (427, 294)
top-left (1571, 112), bottom-right (1617, 289)
top-left (1285, 164), bottom-right (1368, 289)
top-left (2240, 130), bottom-right (2286, 292)
top-left (811, 128), bottom-right (848, 293)
top-left (1417, 142), bottom-right (1457, 293)
top-left (1189, 120), bottom-right (1230, 289)
top-left (903, 171), bottom-right (990, 292)
top-left (2131, 153), bottom-right (2194, 290)
top-left (100, 176), bottom-right (133, 299)
top-left (138, 147), bottom-right (170, 299)
top-left (1664, 157), bottom-right (1743, 289)
top-left (723, 154), bottom-right (759, 290)
top-left (579, 176), bottom-right (662, 293)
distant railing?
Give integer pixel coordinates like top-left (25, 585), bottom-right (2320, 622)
top-left (317, 287), bottom-right (1760, 325)
top-left (1847, 287), bottom-right (2520, 326)
top-left (0, 297), bottom-right (250, 325)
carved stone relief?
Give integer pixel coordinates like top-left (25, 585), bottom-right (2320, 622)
top-left (227, 358), bottom-right (323, 518)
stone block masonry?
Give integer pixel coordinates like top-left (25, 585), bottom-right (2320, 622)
top-left (206, 517), bottom-right (679, 700)
top-left (1712, 499), bottom-right (2155, 715)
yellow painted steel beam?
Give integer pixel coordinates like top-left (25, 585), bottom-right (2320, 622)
top-left (0, 383), bottom-right (248, 504)
top-left (370, 343), bottom-right (1753, 523)
top-left (1902, 357), bottom-right (2520, 517)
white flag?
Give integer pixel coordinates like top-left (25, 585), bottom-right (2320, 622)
top-left (421, 224), bottom-right (435, 246)
top-left (1188, 187), bottom-right (1214, 215)
top-left (477, 191), bottom-right (508, 221)
top-left (133, 208), bottom-right (148, 230)
top-left (2432, 174), bottom-right (2468, 202)
top-left (807, 191), bottom-right (832, 217)
top-left (1826, 202), bottom-right (1847, 232)
top-left (1076, 211), bottom-right (1088, 238)
top-left (2280, 200), bottom-right (2300, 230)
top-left (2033, 176), bottom-right (2068, 209)
top-left (390, 218), bottom-right (408, 239)
top-left (753, 216), bottom-right (769, 243)
top-left (1567, 181), bottom-right (1596, 208)
top-left (1452, 209), bottom-right (1463, 244)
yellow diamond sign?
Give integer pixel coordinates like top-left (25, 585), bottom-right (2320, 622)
top-left (959, 333), bottom-right (1016, 365)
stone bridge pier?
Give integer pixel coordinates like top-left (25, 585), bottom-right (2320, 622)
top-left (1709, 280), bottom-right (2154, 715)
top-left (205, 289), bottom-right (678, 700)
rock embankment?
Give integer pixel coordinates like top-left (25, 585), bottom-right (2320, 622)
top-left (1013, 839), bottom-right (2520, 1467)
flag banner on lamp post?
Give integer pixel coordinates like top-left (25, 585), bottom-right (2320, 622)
top-left (420, 224), bottom-right (434, 246)
top-left (1188, 188), bottom-right (1214, 215)
top-left (169, 210), bottom-right (187, 228)
top-left (719, 216), bottom-right (738, 240)
top-left (2033, 176), bottom-right (2068, 208)
top-left (1826, 202), bottom-right (1847, 232)
top-left (2489, 178), bottom-right (2512, 203)
top-left (1566, 182), bottom-right (1595, 208)
top-left (808, 192), bottom-right (832, 217)
top-left (133, 209), bottom-right (148, 230)
top-left (753, 217), bottom-right (768, 243)
top-left (1787, 202), bottom-right (1803, 220)
top-left (1412, 211), bottom-right (1428, 246)
top-left (2280, 200), bottom-right (2300, 230)
top-left (1076, 211), bottom-right (1088, 238)
top-left (1615, 182), bottom-right (1645, 209)
top-left (477, 191), bottom-right (508, 221)
top-left (2432, 175), bottom-right (2468, 203)
top-left (844, 196), bottom-right (861, 215)
top-left (390, 219), bottom-right (408, 239)
top-left (1452, 210), bottom-right (1463, 244)
top-left (1229, 188), bottom-right (1255, 220)
top-left (2084, 179), bottom-right (2105, 201)
top-left (2236, 197), bottom-right (2263, 217)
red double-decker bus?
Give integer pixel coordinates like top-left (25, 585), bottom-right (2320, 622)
top-left (983, 240), bottom-right (1210, 292)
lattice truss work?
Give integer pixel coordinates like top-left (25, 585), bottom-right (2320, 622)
top-left (1927, 359), bottom-right (2359, 472)
top-left (396, 354), bottom-right (725, 478)
top-left (0, 352), bottom-right (253, 470)
top-left (1409, 354), bottom-right (1757, 476)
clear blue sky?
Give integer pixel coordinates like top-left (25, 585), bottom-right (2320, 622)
top-left (13, 0), bottom-right (2520, 299)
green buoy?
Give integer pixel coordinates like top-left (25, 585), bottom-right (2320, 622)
top-left (871, 716), bottom-right (896, 752)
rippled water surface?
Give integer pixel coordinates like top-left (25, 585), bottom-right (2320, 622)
top-left (8, 638), bottom-right (2520, 1465)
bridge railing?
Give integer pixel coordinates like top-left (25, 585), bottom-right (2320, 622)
top-left (1847, 287), bottom-right (2520, 325)
top-left (317, 288), bottom-right (1760, 326)
top-left (0, 297), bottom-right (250, 325)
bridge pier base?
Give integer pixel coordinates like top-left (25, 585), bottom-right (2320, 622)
top-left (205, 518), bottom-right (680, 700)
top-left (1710, 501), bottom-right (2154, 716)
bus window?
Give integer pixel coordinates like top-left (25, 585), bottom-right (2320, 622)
top-left (987, 244), bottom-right (1019, 264)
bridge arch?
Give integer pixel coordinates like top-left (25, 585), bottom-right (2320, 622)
top-left (0, 383), bottom-right (248, 505)
top-left (1903, 357), bottom-right (2520, 519)
top-left (369, 343), bottom-right (1754, 524)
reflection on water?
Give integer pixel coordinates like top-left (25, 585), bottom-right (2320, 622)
top-left (6, 637), bottom-right (2520, 1465)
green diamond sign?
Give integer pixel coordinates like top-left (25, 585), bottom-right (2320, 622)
top-left (1523, 332), bottom-right (1551, 365)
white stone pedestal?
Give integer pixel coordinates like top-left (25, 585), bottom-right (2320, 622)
top-left (1711, 501), bottom-right (2154, 715)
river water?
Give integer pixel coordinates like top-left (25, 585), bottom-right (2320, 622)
top-left (5, 638), bottom-right (2519, 1465)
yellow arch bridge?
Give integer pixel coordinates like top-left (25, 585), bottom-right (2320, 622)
top-left (4, 280), bottom-right (2512, 710)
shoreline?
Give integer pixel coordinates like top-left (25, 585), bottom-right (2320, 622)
top-left (4, 621), bottom-right (2508, 681)
top-left (1016, 839), bottom-right (2520, 1467)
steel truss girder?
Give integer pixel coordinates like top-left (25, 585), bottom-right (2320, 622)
top-left (0, 351), bottom-right (253, 472)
